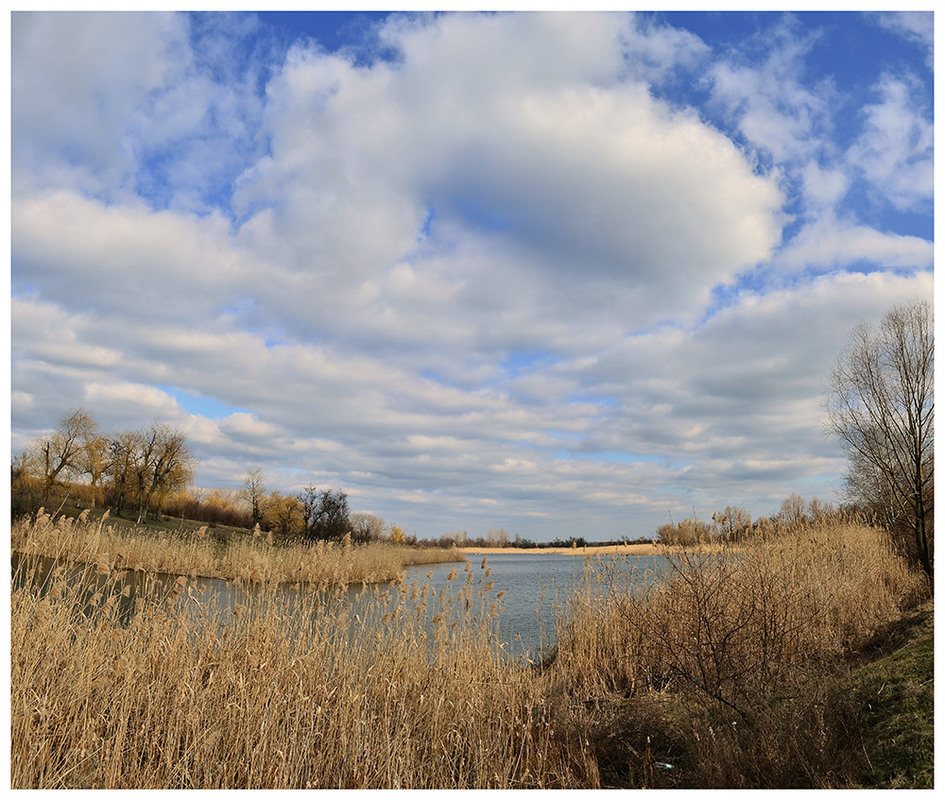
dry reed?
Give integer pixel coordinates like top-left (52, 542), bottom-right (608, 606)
top-left (10, 518), bottom-right (928, 789)
top-left (11, 510), bottom-right (462, 586)
top-left (550, 521), bottom-right (928, 787)
top-left (10, 553), bottom-right (585, 789)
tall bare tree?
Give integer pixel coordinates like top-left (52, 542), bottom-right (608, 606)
top-left (240, 468), bottom-right (267, 529)
top-left (38, 408), bottom-right (99, 504)
top-left (825, 299), bottom-right (933, 580)
top-left (134, 424), bottom-right (194, 523)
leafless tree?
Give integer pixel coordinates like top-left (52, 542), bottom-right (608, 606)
top-left (240, 468), bottom-right (267, 529)
top-left (487, 528), bottom-right (510, 547)
top-left (778, 493), bottom-right (807, 529)
top-left (825, 299), bottom-right (933, 579)
top-left (38, 408), bottom-right (99, 504)
top-left (134, 424), bottom-right (194, 523)
top-left (350, 512), bottom-right (386, 543)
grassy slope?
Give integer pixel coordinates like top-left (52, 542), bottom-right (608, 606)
top-left (586, 601), bottom-right (935, 790)
top-left (847, 601), bottom-right (934, 789)
top-left (58, 502), bottom-right (252, 540)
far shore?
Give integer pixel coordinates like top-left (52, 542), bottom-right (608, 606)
top-left (459, 542), bottom-right (722, 557)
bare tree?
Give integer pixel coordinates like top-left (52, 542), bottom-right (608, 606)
top-left (134, 424), bottom-right (193, 523)
top-left (825, 299), bottom-right (933, 579)
top-left (350, 512), bottom-right (386, 543)
top-left (38, 408), bottom-right (99, 504)
top-left (299, 486), bottom-right (351, 542)
top-left (487, 528), bottom-right (510, 547)
top-left (240, 468), bottom-right (267, 530)
top-left (778, 493), bottom-right (807, 529)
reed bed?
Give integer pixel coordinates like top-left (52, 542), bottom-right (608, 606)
top-left (10, 518), bottom-right (929, 789)
top-left (11, 510), bottom-right (462, 586)
top-left (10, 555), bottom-right (587, 789)
top-left (552, 522), bottom-right (929, 787)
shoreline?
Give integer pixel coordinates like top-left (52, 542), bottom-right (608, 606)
top-left (461, 542), bottom-right (673, 557)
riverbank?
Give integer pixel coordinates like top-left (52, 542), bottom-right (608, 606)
top-left (461, 542), bottom-right (724, 556)
top-left (11, 510), bottom-right (464, 587)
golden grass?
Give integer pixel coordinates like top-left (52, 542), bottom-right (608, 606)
top-left (10, 518), bottom-right (929, 789)
top-left (11, 510), bottom-right (463, 587)
top-left (550, 522), bottom-right (929, 788)
top-left (10, 554), bottom-right (584, 789)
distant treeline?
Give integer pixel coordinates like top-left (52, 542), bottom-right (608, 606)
top-left (11, 409), bottom-right (863, 552)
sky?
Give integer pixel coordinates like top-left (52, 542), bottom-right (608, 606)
top-left (8, 8), bottom-right (935, 542)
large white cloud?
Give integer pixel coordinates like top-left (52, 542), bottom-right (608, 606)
top-left (12, 12), bottom-right (188, 198)
top-left (235, 11), bottom-right (783, 336)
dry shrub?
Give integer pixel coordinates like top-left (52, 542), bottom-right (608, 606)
top-left (550, 521), bottom-right (927, 788)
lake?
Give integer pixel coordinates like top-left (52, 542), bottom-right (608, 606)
top-left (12, 549), bottom-right (673, 660)
top-left (402, 551), bottom-right (672, 657)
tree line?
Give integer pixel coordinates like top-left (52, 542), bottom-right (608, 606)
top-left (9, 410), bottom-right (393, 545)
top-left (12, 410), bottom-right (192, 524)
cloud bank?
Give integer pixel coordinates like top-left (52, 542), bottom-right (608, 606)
top-left (11, 11), bottom-right (933, 540)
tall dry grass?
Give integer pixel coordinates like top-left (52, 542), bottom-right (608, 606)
top-left (10, 518), bottom-right (929, 789)
top-left (11, 509), bottom-right (462, 587)
top-left (551, 521), bottom-right (929, 787)
top-left (10, 554), bottom-right (588, 789)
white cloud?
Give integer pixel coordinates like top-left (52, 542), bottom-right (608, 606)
top-left (9, 11), bottom-right (934, 540)
top-left (552, 270), bottom-right (933, 513)
top-left (12, 11), bottom-right (271, 213)
top-left (775, 213), bottom-right (933, 273)
top-left (234, 11), bottom-right (782, 340)
top-left (800, 161), bottom-right (849, 210)
top-left (872, 12), bottom-right (933, 66)
top-left (12, 191), bottom-right (256, 323)
top-left (12, 12), bottom-right (188, 198)
top-left (707, 17), bottom-right (831, 163)
top-left (846, 74), bottom-right (933, 212)
top-left (83, 382), bottom-right (184, 424)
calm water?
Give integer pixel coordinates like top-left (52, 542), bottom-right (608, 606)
top-left (13, 550), bottom-right (672, 659)
top-left (402, 551), bottom-right (672, 657)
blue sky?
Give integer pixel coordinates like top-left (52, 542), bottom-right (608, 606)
top-left (9, 9), bottom-right (934, 540)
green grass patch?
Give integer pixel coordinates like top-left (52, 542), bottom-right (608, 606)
top-left (847, 601), bottom-right (934, 788)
